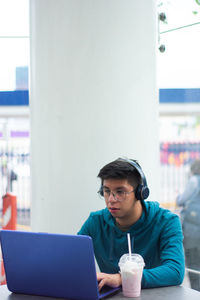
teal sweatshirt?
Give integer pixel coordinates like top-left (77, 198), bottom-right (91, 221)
top-left (78, 201), bottom-right (185, 288)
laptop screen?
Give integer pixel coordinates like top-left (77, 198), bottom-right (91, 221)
top-left (0, 230), bottom-right (120, 300)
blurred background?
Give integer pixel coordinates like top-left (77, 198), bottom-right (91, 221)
top-left (1, 0), bottom-right (200, 227)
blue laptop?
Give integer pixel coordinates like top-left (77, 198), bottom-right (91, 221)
top-left (0, 230), bottom-right (120, 300)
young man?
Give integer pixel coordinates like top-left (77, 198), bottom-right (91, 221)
top-left (78, 158), bottom-right (185, 290)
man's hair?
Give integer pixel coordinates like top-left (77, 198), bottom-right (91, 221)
top-left (191, 159), bottom-right (200, 175)
top-left (97, 158), bottom-right (142, 189)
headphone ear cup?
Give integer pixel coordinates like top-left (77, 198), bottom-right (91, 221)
top-left (135, 184), bottom-right (143, 200)
top-left (135, 184), bottom-right (150, 200)
top-left (141, 186), bottom-right (150, 200)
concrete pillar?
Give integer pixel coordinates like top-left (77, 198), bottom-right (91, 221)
top-left (30, 0), bottom-right (159, 234)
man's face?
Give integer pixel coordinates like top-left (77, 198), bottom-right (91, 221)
top-left (103, 178), bottom-right (138, 222)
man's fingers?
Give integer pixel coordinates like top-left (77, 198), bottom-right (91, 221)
top-left (98, 278), bottom-right (106, 291)
top-left (97, 272), bottom-right (102, 281)
top-left (97, 272), bottom-right (106, 281)
top-left (97, 272), bottom-right (121, 291)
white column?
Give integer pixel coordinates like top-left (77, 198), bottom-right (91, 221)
top-left (30, 0), bottom-right (159, 234)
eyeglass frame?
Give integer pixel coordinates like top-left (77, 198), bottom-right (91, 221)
top-left (98, 187), bottom-right (135, 202)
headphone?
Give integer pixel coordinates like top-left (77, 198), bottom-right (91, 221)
top-left (99, 158), bottom-right (150, 201)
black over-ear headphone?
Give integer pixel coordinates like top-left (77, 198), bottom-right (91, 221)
top-left (99, 158), bottom-right (150, 201)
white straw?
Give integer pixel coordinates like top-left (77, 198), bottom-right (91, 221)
top-left (127, 233), bottom-right (132, 258)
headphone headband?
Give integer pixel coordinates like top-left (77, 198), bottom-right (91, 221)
top-left (117, 157), bottom-right (150, 200)
top-left (118, 158), bottom-right (148, 187)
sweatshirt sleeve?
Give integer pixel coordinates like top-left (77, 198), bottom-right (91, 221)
top-left (77, 213), bottom-right (93, 236)
top-left (141, 215), bottom-right (185, 288)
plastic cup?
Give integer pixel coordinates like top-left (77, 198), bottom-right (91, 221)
top-left (118, 253), bottom-right (145, 298)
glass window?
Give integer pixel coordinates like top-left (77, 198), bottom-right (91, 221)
top-left (0, 1), bottom-right (30, 231)
top-left (0, 0), bottom-right (29, 91)
top-left (0, 0), bottom-right (29, 36)
top-left (0, 39), bottom-right (29, 91)
top-left (158, 0), bottom-right (200, 291)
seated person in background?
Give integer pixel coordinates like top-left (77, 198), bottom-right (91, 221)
top-left (78, 158), bottom-right (185, 290)
top-left (176, 159), bottom-right (200, 292)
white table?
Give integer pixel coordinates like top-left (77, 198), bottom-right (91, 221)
top-left (0, 284), bottom-right (200, 300)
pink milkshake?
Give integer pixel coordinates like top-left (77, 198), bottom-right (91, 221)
top-left (118, 253), bottom-right (145, 297)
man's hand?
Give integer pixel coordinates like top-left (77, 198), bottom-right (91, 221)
top-left (97, 272), bottom-right (122, 291)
